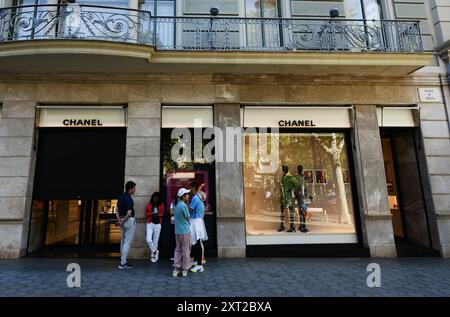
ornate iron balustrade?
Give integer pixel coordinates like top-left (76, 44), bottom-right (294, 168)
top-left (0, 4), bottom-right (152, 44)
top-left (0, 4), bottom-right (424, 53)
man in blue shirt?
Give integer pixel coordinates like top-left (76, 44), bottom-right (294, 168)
top-left (116, 181), bottom-right (136, 269)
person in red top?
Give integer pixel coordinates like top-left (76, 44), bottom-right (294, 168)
top-left (145, 192), bottom-right (165, 263)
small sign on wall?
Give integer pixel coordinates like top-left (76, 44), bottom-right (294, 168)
top-left (418, 88), bottom-right (443, 103)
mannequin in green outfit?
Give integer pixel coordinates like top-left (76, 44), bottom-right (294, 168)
top-left (278, 165), bottom-right (300, 232)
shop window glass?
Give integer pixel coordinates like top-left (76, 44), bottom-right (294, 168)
top-left (244, 132), bottom-right (357, 243)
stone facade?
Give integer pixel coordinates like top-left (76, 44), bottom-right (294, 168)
top-left (352, 105), bottom-right (396, 257)
top-left (214, 104), bottom-right (245, 258)
top-left (0, 100), bottom-right (36, 258)
top-left (0, 73), bottom-right (449, 258)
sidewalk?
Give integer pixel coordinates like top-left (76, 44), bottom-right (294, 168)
top-left (1, 257), bottom-right (449, 297)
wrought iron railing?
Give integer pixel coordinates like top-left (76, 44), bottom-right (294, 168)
top-left (0, 4), bottom-right (152, 44)
top-left (0, 4), bottom-right (424, 53)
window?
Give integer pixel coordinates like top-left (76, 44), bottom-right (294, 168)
top-left (140, 0), bottom-right (175, 48)
top-left (345, 0), bottom-right (382, 20)
top-left (245, 0), bottom-right (279, 18)
top-left (244, 132), bottom-right (357, 245)
top-left (244, 0), bottom-right (281, 49)
top-left (74, 0), bottom-right (129, 7)
top-left (13, 0), bottom-right (50, 5)
top-left (342, 0), bottom-right (384, 51)
top-left (140, 0), bottom-right (175, 16)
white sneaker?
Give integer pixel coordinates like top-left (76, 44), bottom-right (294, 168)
top-left (182, 270), bottom-right (188, 277)
top-left (172, 269), bottom-right (180, 277)
top-left (190, 265), bottom-right (204, 273)
top-left (191, 261), bottom-right (198, 268)
top-left (150, 250), bottom-right (158, 263)
top-left (154, 250), bottom-right (159, 262)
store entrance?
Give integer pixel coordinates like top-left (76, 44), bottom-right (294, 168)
top-left (381, 129), bottom-right (438, 256)
top-left (34, 199), bottom-right (120, 255)
top-left (27, 128), bottom-right (126, 257)
top-left (160, 127), bottom-right (218, 257)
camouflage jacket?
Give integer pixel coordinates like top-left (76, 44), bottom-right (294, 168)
top-left (280, 172), bottom-right (300, 208)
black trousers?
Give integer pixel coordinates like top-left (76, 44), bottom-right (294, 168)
top-left (299, 209), bottom-right (306, 230)
top-left (280, 205), bottom-right (295, 227)
top-left (191, 240), bottom-right (202, 265)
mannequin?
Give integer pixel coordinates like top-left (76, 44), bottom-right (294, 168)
top-left (278, 165), bottom-right (298, 233)
top-left (296, 165), bottom-right (310, 233)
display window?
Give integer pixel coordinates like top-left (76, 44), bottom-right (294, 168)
top-left (244, 131), bottom-right (358, 245)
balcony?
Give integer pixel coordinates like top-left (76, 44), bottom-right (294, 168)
top-left (0, 4), bottom-right (433, 75)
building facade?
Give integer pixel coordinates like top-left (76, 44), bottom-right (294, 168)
top-left (0, 0), bottom-right (449, 259)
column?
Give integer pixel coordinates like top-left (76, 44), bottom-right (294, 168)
top-left (420, 83), bottom-right (450, 257)
top-left (353, 105), bottom-right (397, 257)
top-left (125, 101), bottom-right (161, 259)
top-left (0, 101), bottom-right (36, 258)
top-left (214, 103), bottom-right (246, 258)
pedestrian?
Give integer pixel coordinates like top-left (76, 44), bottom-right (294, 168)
top-left (145, 192), bottom-right (165, 263)
top-left (189, 181), bottom-right (208, 273)
top-left (116, 181), bottom-right (137, 270)
top-left (197, 182), bottom-right (209, 265)
top-left (198, 182), bottom-right (208, 202)
top-left (169, 195), bottom-right (177, 261)
top-left (173, 188), bottom-right (192, 278)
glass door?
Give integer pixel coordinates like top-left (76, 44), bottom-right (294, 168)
top-left (42, 199), bottom-right (121, 248)
top-left (44, 200), bottom-right (81, 246)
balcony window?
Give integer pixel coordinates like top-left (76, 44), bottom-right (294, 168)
top-left (139, 0), bottom-right (175, 48)
top-left (13, 0), bottom-right (50, 5)
top-left (70, 0), bottom-right (128, 8)
top-left (139, 0), bottom-right (175, 16)
top-left (345, 0), bottom-right (382, 20)
top-left (245, 0), bottom-right (281, 49)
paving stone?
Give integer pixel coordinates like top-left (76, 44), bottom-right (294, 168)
top-left (1, 258), bottom-right (450, 296)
